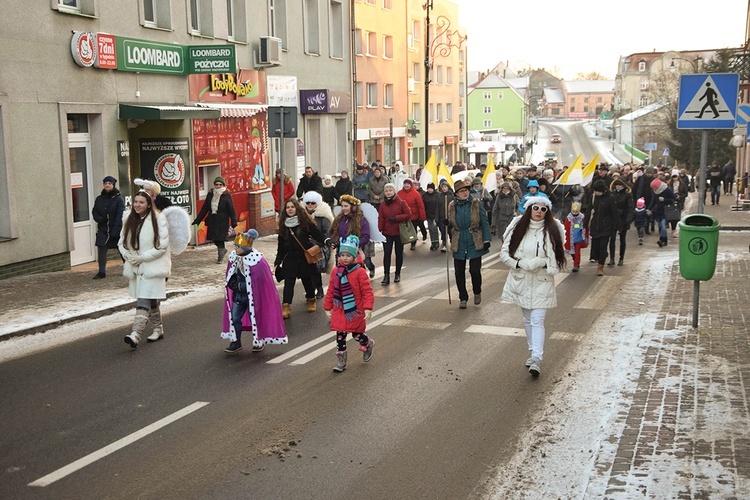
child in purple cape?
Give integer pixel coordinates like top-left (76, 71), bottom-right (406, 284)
top-left (222, 229), bottom-right (287, 353)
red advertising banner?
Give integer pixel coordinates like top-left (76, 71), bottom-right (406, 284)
top-left (188, 69), bottom-right (266, 103)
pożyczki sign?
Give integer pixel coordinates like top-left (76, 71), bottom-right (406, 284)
top-left (71, 32), bottom-right (236, 75)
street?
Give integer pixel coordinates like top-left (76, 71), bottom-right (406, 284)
top-left (1, 240), bottom-right (616, 499)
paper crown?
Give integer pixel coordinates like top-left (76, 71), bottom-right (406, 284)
top-left (234, 229), bottom-right (259, 248)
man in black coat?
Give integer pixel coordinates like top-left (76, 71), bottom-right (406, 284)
top-left (723, 160), bottom-right (736, 195)
top-left (707, 161), bottom-right (723, 205)
top-left (296, 166), bottom-right (323, 198)
top-left (585, 179), bottom-right (620, 276)
top-left (91, 176), bottom-right (125, 279)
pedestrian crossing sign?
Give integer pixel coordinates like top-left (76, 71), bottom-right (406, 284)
top-left (677, 73), bottom-right (739, 129)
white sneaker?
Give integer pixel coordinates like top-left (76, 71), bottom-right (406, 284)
top-left (528, 357), bottom-right (541, 376)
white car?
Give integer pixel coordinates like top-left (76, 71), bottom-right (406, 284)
top-left (544, 151), bottom-right (558, 161)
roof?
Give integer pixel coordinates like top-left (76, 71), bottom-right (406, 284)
top-left (619, 102), bottom-right (666, 121)
top-left (563, 80), bottom-right (615, 94)
top-left (543, 88), bottom-right (565, 104)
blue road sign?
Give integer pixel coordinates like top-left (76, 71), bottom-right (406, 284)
top-left (677, 73), bottom-right (739, 129)
top-left (663, 148), bottom-right (670, 156)
top-left (644, 142), bottom-right (657, 151)
top-left (736, 104), bottom-right (750, 125)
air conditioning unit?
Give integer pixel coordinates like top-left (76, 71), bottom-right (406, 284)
top-left (259, 36), bottom-right (282, 65)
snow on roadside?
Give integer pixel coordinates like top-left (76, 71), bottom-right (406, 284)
top-left (482, 254), bottom-right (674, 499)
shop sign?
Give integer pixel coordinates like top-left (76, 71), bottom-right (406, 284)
top-left (267, 75), bottom-right (298, 106)
top-left (300, 90), bottom-right (329, 114)
top-left (117, 37), bottom-right (186, 74)
top-left (445, 136), bottom-right (457, 145)
top-left (71, 31), bottom-right (96, 67)
top-left (96, 33), bottom-right (117, 69)
top-left (188, 69), bottom-right (266, 103)
top-left (187, 45), bottom-right (236, 74)
top-left (328, 91), bottom-right (351, 113)
top-left (139, 138), bottom-right (192, 213)
top-left (370, 128), bottom-right (391, 138)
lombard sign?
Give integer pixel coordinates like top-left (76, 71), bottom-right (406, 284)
top-left (116, 37), bottom-right (186, 74)
top-left (71, 32), bottom-right (235, 76)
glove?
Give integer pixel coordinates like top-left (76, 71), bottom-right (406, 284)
top-left (483, 241), bottom-right (491, 251)
top-left (389, 216), bottom-right (396, 223)
top-left (658, 196), bottom-right (665, 202)
top-left (519, 258), bottom-right (543, 271)
top-left (127, 254), bottom-right (144, 265)
top-left (529, 257), bottom-right (547, 270)
top-left (325, 309), bottom-right (332, 318)
top-left (364, 310), bottom-right (372, 320)
top-left (191, 219), bottom-right (199, 226)
top-left (324, 238), bottom-right (332, 247)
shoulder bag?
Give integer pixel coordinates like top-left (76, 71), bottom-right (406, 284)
top-left (399, 221), bottom-right (418, 245)
top-left (665, 203), bottom-right (681, 222)
top-left (290, 229), bottom-right (324, 265)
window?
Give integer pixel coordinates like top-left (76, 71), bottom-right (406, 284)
top-left (446, 103), bottom-right (453, 121)
top-left (384, 84), bottom-right (394, 108)
top-left (354, 29), bottom-right (363, 55)
top-left (436, 65), bottom-right (443, 84)
top-left (355, 82), bottom-right (363, 107)
top-left (639, 96), bottom-right (649, 107)
top-left (640, 79), bottom-right (649, 90)
top-left (483, 119), bottom-right (492, 128)
top-left (483, 106), bottom-right (491, 114)
top-left (365, 0), bottom-right (375, 4)
top-left (412, 102), bottom-right (421, 122)
top-left (0, 98), bottom-right (13, 241)
top-left (225, 0), bottom-right (247, 42)
top-left (269, 0), bottom-right (287, 49)
top-left (189, 0), bottom-right (214, 37)
top-left (446, 67), bottom-right (452, 84)
top-left (382, 0), bottom-right (392, 9)
top-left (304, 0), bottom-right (320, 54)
top-left (412, 20), bottom-right (421, 42)
top-left (584, 97), bottom-right (589, 103)
top-left (483, 91), bottom-right (491, 100)
top-left (54, 0), bottom-right (98, 16)
top-left (367, 83), bottom-right (377, 107)
top-left (329, 0), bottom-right (343, 58)
top-left (497, 91), bottom-right (503, 99)
top-left (412, 62), bottom-right (421, 82)
top-left (597, 96), bottom-right (602, 103)
top-left (383, 35), bottom-right (393, 59)
top-left (638, 61), bottom-right (646, 72)
top-left (141, 0), bottom-right (171, 29)
top-left (436, 104), bottom-right (443, 122)
top-left (429, 104), bottom-right (434, 122)
top-left (366, 32), bottom-right (377, 56)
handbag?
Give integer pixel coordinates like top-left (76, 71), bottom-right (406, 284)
top-left (399, 221), bottom-right (418, 245)
top-left (274, 263), bottom-right (284, 282)
top-left (290, 230), bottom-right (324, 265)
top-left (316, 245), bottom-right (330, 273)
top-left (665, 203), bottom-right (681, 222)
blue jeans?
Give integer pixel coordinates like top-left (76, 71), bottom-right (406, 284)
top-left (656, 214), bottom-right (667, 239)
top-left (231, 293), bottom-right (249, 341)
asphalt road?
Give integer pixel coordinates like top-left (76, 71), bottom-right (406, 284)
top-left (0, 244), bottom-right (618, 499)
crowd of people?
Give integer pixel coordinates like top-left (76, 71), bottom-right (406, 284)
top-left (107, 156), bottom-right (721, 377)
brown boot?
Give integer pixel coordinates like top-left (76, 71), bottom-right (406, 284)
top-left (282, 303), bottom-right (291, 319)
top-left (306, 297), bottom-right (317, 313)
top-left (597, 264), bottom-right (604, 276)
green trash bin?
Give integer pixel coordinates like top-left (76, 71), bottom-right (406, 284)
top-left (678, 214), bottom-right (720, 281)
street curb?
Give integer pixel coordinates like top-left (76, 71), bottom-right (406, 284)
top-left (0, 290), bottom-right (189, 342)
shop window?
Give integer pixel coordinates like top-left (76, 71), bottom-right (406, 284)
top-left (141, 0), bottom-right (172, 30)
top-left (269, 0), bottom-right (287, 49)
top-left (52, 0), bottom-right (98, 17)
top-left (329, 0), bottom-right (344, 59)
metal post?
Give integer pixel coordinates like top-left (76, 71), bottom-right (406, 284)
top-left (692, 129), bottom-right (709, 327)
top-left (424, 0), bottom-right (432, 165)
top-left (278, 110), bottom-right (285, 212)
top-left (693, 281), bottom-right (700, 327)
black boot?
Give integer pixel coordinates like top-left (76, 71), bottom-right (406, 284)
top-left (381, 274), bottom-right (390, 286)
top-left (394, 273), bottom-right (401, 283)
top-left (316, 286), bottom-right (324, 299)
top-left (618, 257), bottom-right (624, 266)
top-left (608, 258), bottom-right (615, 267)
top-left (410, 241), bottom-right (416, 251)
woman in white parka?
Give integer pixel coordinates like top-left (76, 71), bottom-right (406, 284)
top-left (500, 195), bottom-right (566, 377)
top-left (118, 190), bottom-right (172, 349)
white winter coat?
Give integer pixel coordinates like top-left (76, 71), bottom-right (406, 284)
top-left (499, 216), bottom-right (565, 309)
top-left (118, 211), bottom-right (171, 299)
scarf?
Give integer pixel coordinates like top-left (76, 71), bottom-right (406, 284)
top-left (211, 187), bottom-right (226, 214)
top-left (284, 216), bottom-right (299, 228)
top-left (333, 262), bottom-right (361, 320)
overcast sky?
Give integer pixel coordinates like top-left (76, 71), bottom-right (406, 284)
top-left (452, 0), bottom-right (747, 80)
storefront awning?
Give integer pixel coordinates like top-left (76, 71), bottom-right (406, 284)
top-left (118, 104), bottom-right (220, 120)
top-left (195, 102), bottom-right (268, 118)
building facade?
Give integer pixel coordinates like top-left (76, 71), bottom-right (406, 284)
top-left (0, 0), bottom-right (350, 278)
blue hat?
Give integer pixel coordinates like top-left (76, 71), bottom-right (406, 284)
top-left (103, 176), bottom-right (117, 185)
top-left (527, 180), bottom-right (540, 188)
top-left (339, 235), bottom-right (360, 257)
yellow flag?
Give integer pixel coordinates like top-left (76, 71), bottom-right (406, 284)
top-left (419, 151), bottom-right (438, 186)
top-left (554, 155), bottom-right (583, 185)
top-left (437, 158), bottom-right (454, 187)
top-left (581, 154), bottom-right (600, 186)
top-left (482, 154), bottom-right (498, 192)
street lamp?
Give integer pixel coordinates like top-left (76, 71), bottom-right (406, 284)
top-left (424, 1), bottom-right (466, 163)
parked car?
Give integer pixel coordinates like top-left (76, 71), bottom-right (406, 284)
top-left (544, 151), bottom-right (558, 162)
top-left (551, 133), bottom-right (562, 143)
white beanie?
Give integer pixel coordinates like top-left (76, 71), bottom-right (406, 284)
top-left (302, 191), bottom-right (323, 204)
top-left (523, 195), bottom-right (552, 211)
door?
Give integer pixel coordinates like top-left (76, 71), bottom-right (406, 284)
top-left (69, 139), bottom-right (95, 266)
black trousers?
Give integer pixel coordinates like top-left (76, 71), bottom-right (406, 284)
top-left (591, 236), bottom-right (610, 265)
top-left (608, 229), bottom-right (628, 261)
top-left (454, 257), bottom-right (482, 301)
top-left (382, 235), bottom-right (404, 275)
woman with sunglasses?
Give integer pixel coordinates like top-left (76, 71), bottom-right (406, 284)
top-left (500, 196), bottom-right (567, 377)
top-left (302, 190), bottom-right (334, 298)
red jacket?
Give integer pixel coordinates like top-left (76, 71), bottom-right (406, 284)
top-left (324, 262), bottom-right (375, 333)
top-left (378, 196), bottom-right (411, 236)
top-left (272, 175), bottom-right (295, 211)
top-left (398, 186), bottom-right (426, 221)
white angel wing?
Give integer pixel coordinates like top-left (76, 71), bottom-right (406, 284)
top-left (161, 206), bottom-right (191, 255)
top-left (360, 202), bottom-right (385, 242)
top-left (451, 169), bottom-right (481, 183)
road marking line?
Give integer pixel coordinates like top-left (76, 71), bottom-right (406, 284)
top-left (464, 325), bottom-right (526, 337)
top-left (267, 300), bottom-right (406, 365)
top-left (289, 297), bottom-right (431, 365)
top-left (28, 401), bottom-right (210, 487)
top-left (382, 318), bottom-right (452, 330)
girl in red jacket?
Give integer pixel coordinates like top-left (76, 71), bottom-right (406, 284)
top-left (324, 235), bottom-right (375, 372)
top-left (398, 178), bottom-right (427, 250)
